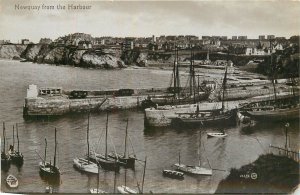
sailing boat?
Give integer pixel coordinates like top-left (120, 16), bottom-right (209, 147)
top-left (241, 45), bottom-right (299, 121)
top-left (117, 157), bottom-right (147, 194)
top-left (171, 66), bottom-right (237, 127)
top-left (89, 112), bottom-right (120, 172)
top-left (1, 122), bottom-right (11, 170)
top-left (108, 119), bottom-right (136, 169)
top-left (89, 162), bottom-right (107, 193)
top-left (141, 47), bottom-right (209, 109)
top-left (173, 132), bottom-right (212, 175)
top-left (73, 112), bottom-right (98, 174)
top-left (8, 123), bottom-right (24, 165)
top-left (39, 128), bottom-right (60, 177)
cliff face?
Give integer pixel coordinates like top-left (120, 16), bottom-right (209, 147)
top-left (0, 44), bottom-right (27, 59)
top-left (82, 53), bottom-right (125, 69)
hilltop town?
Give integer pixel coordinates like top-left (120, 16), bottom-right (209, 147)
top-left (0, 33), bottom-right (299, 74)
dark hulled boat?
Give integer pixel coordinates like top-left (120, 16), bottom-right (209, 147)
top-left (89, 113), bottom-right (120, 172)
top-left (8, 124), bottom-right (24, 166)
top-left (171, 66), bottom-right (237, 128)
top-left (1, 122), bottom-right (11, 171)
top-left (108, 119), bottom-right (136, 169)
top-left (39, 128), bottom-right (60, 178)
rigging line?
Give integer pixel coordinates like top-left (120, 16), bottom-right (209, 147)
top-left (253, 135), bottom-right (267, 153)
top-left (108, 132), bottom-right (118, 157)
top-left (127, 135), bottom-right (136, 157)
top-left (95, 127), bottom-right (105, 152)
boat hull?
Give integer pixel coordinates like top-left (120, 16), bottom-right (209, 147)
top-left (39, 161), bottom-right (60, 177)
top-left (117, 185), bottom-right (138, 194)
top-left (108, 153), bottom-right (135, 169)
top-left (73, 158), bottom-right (98, 174)
top-left (207, 133), bottom-right (228, 138)
top-left (9, 151), bottom-right (24, 166)
top-left (162, 170), bottom-right (184, 179)
top-left (246, 106), bottom-right (300, 121)
top-left (174, 163), bottom-right (212, 175)
top-left (89, 153), bottom-right (120, 172)
top-left (171, 110), bottom-right (236, 128)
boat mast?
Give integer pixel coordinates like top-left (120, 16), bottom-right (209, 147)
top-left (54, 128), bottom-right (57, 168)
top-left (176, 47), bottom-right (180, 96)
top-left (114, 159), bottom-right (117, 193)
top-left (16, 123), bottom-right (19, 153)
top-left (270, 39), bottom-right (277, 102)
top-left (44, 138), bottom-right (47, 164)
top-left (124, 119), bottom-right (129, 158)
top-left (178, 152), bottom-right (181, 165)
top-left (105, 112), bottom-right (109, 159)
top-left (13, 125), bottom-right (15, 148)
top-left (173, 47), bottom-right (177, 94)
top-left (221, 66), bottom-right (228, 111)
top-left (198, 131), bottom-right (201, 167)
top-left (87, 112), bottom-right (90, 164)
top-left (3, 122), bottom-right (5, 153)
top-left (141, 156), bottom-right (147, 193)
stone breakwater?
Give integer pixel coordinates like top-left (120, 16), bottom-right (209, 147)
top-left (24, 95), bottom-right (148, 116)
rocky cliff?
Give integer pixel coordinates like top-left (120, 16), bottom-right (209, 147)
top-left (0, 44), bottom-right (125, 69)
top-left (0, 44), bottom-right (27, 59)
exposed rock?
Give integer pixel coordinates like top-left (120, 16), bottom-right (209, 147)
top-left (0, 44), bottom-right (27, 59)
top-left (82, 53), bottom-right (125, 69)
top-left (136, 52), bottom-right (148, 67)
top-left (36, 44), bottom-right (52, 63)
top-left (69, 49), bottom-right (86, 65)
top-left (43, 46), bottom-right (70, 64)
top-left (23, 44), bottom-right (43, 61)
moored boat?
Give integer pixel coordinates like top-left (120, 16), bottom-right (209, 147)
top-left (73, 113), bottom-right (98, 174)
top-left (8, 123), bottom-right (24, 165)
top-left (207, 132), bottom-right (228, 138)
top-left (6, 174), bottom-right (18, 188)
top-left (117, 185), bottom-right (138, 194)
top-left (162, 170), bottom-right (184, 179)
top-left (89, 113), bottom-right (120, 172)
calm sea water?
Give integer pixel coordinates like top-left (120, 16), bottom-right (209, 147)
top-left (0, 59), bottom-right (299, 193)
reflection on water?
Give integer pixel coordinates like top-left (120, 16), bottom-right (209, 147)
top-left (0, 60), bottom-right (299, 193)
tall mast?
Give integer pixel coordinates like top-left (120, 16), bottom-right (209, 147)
top-left (44, 138), bottom-right (47, 164)
top-left (221, 66), bottom-right (228, 111)
top-left (16, 123), bottom-right (20, 152)
top-left (198, 131), bottom-right (201, 167)
top-left (141, 156), bottom-right (147, 193)
top-left (13, 125), bottom-right (15, 148)
top-left (87, 112), bottom-right (90, 163)
top-left (176, 47), bottom-right (180, 96)
top-left (3, 122), bottom-right (5, 153)
top-left (270, 39), bottom-right (277, 102)
top-left (54, 128), bottom-right (57, 167)
top-left (124, 119), bottom-right (129, 158)
top-left (105, 112), bottom-right (109, 159)
top-left (190, 47), bottom-right (193, 96)
top-left (173, 47), bottom-right (177, 92)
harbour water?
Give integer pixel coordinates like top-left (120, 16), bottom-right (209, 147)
top-left (1, 59), bottom-right (299, 193)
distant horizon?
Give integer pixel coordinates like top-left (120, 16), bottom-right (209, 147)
top-left (1, 1), bottom-right (299, 42)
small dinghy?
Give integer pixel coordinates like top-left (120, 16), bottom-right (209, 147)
top-left (90, 188), bottom-right (107, 194)
top-left (162, 170), bottom-right (184, 179)
top-left (73, 158), bottom-right (98, 174)
top-left (207, 132), bottom-right (227, 138)
top-left (117, 185), bottom-right (138, 194)
top-left (6, 174), bottom-right (18, 188)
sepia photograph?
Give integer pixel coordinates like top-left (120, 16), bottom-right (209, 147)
top-left (0, 0), bottom-right (299, 194)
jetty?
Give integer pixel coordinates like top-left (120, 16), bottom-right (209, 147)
top-left (23, 84), bottom-right (173, 117)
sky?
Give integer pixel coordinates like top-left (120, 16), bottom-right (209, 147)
top-left (0, 0), bottom-right (299, 42)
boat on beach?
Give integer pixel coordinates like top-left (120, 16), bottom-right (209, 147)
top-left (6, 174), bottom-right (18, 188)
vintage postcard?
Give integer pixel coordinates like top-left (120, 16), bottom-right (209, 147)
top-left (0, 0), bottom-right (299, 194)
